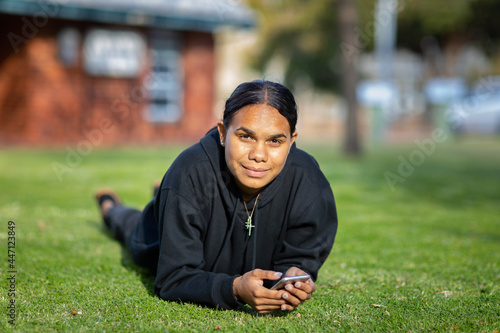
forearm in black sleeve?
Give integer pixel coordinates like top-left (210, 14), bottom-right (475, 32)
top-left (153, 190), bottom-right (241, 309)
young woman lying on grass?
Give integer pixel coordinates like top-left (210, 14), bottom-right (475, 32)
top-left (95, 80), bottom-right (338, 313)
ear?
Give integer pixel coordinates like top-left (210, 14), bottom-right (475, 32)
top-left (217, 121), bottom-right (226, 146)
top-left (289, 132), bottom-right (298, 149)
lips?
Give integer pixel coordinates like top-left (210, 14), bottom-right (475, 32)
top-left (243, 166), bottom-right (269, 178)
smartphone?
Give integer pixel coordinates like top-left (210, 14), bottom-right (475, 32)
top-left (270, 274), bottom-right (311, 290)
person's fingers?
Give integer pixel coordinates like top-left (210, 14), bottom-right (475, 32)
top-left (293, 280), bottom-right (316, 294)
top-left (280, 303), bottom-right (295, 311)
top-left (284, 266), bottom-right (309, 278)
top-left (251, 269), bottom-right (283, 281)
top-left (234, 269), bottom-right (292, 313)
top-left (281, 290), bottom-right (303, 307)
top-left (256, 305), bottom-right (282, 314)
top-left (255, 298), bottom-right (295, 313)
top-left (253, 300), bottom-right (286, 313)
top-left (305, 279), bottom-right (317, 292)
top-left (285, 284), bottom-right (309, 301)
top-left (251, 294), bottom-right (287, 313)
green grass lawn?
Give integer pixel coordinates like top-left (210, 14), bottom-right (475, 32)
top-left (1, 137), bottom-right (499, 332)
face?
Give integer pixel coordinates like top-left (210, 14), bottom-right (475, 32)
top-left (217, 104), bottom-right (297, 200)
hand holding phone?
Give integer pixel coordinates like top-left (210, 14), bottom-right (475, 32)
top-left (270, 274), bottom-right (311, 290)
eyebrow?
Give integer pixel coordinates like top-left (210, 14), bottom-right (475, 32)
top-left (235, 126), bottom-right (288, 140)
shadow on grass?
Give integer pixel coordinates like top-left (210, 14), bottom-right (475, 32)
top-left (119, 247), bottom-right (157, 297)
top-left (97, 222), bottom-right (157, 297)
top-left (236, 306), bottom-right (295, 317)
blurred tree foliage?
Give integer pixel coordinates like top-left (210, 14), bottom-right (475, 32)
top-left (396, 0), bottom-right (470, 50)
top-left (397, 0), bottom-right (500, 54)
top-left (246, 0), bottom-right (500, 93)
top-left (460, 0), bottom-right (500, 56)
top-left (246, 0), bottom-right (342, 92)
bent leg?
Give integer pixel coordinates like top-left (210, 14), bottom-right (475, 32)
top-left (106, 205), bottom-right (142, 243)
top-left (106, 201), bottom-right (159, 274)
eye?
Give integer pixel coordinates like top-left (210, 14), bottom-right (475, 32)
top-left (269, 138), bottom-right (284, 146)
top-left (238, 133), bottom-right (253, 141)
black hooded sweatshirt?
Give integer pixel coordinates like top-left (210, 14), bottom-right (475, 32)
top-left (150, 129), bottom-right (337, 310)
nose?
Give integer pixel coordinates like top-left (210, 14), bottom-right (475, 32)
top-left (249, 141), bottom-right (268, 163)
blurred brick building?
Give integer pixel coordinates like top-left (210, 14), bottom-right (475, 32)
top-left (0, 0), bottom-right (253, 145)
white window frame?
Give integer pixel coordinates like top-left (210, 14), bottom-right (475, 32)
top-left (145, 30), bottom-right (183, 123)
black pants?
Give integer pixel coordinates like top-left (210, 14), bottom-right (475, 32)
top-left (106, 200), bottom-right (160, 274)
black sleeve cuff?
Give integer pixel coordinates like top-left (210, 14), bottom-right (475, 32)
top-left (212, 274), bottom-right (244, 310)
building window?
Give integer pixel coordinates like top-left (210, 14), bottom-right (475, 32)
top-left (145, 31), bottom-right (183, 123)
top-left (83, 29), bottom-right (146, 77)
top-left (57, 28), bottom-right (80, 67)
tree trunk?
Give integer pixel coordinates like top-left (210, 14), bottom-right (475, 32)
top-left (338, 0), bottom-right (362, 156)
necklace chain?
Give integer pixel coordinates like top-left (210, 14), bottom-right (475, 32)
top-left (243, 193), bottom-right (261, 237)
